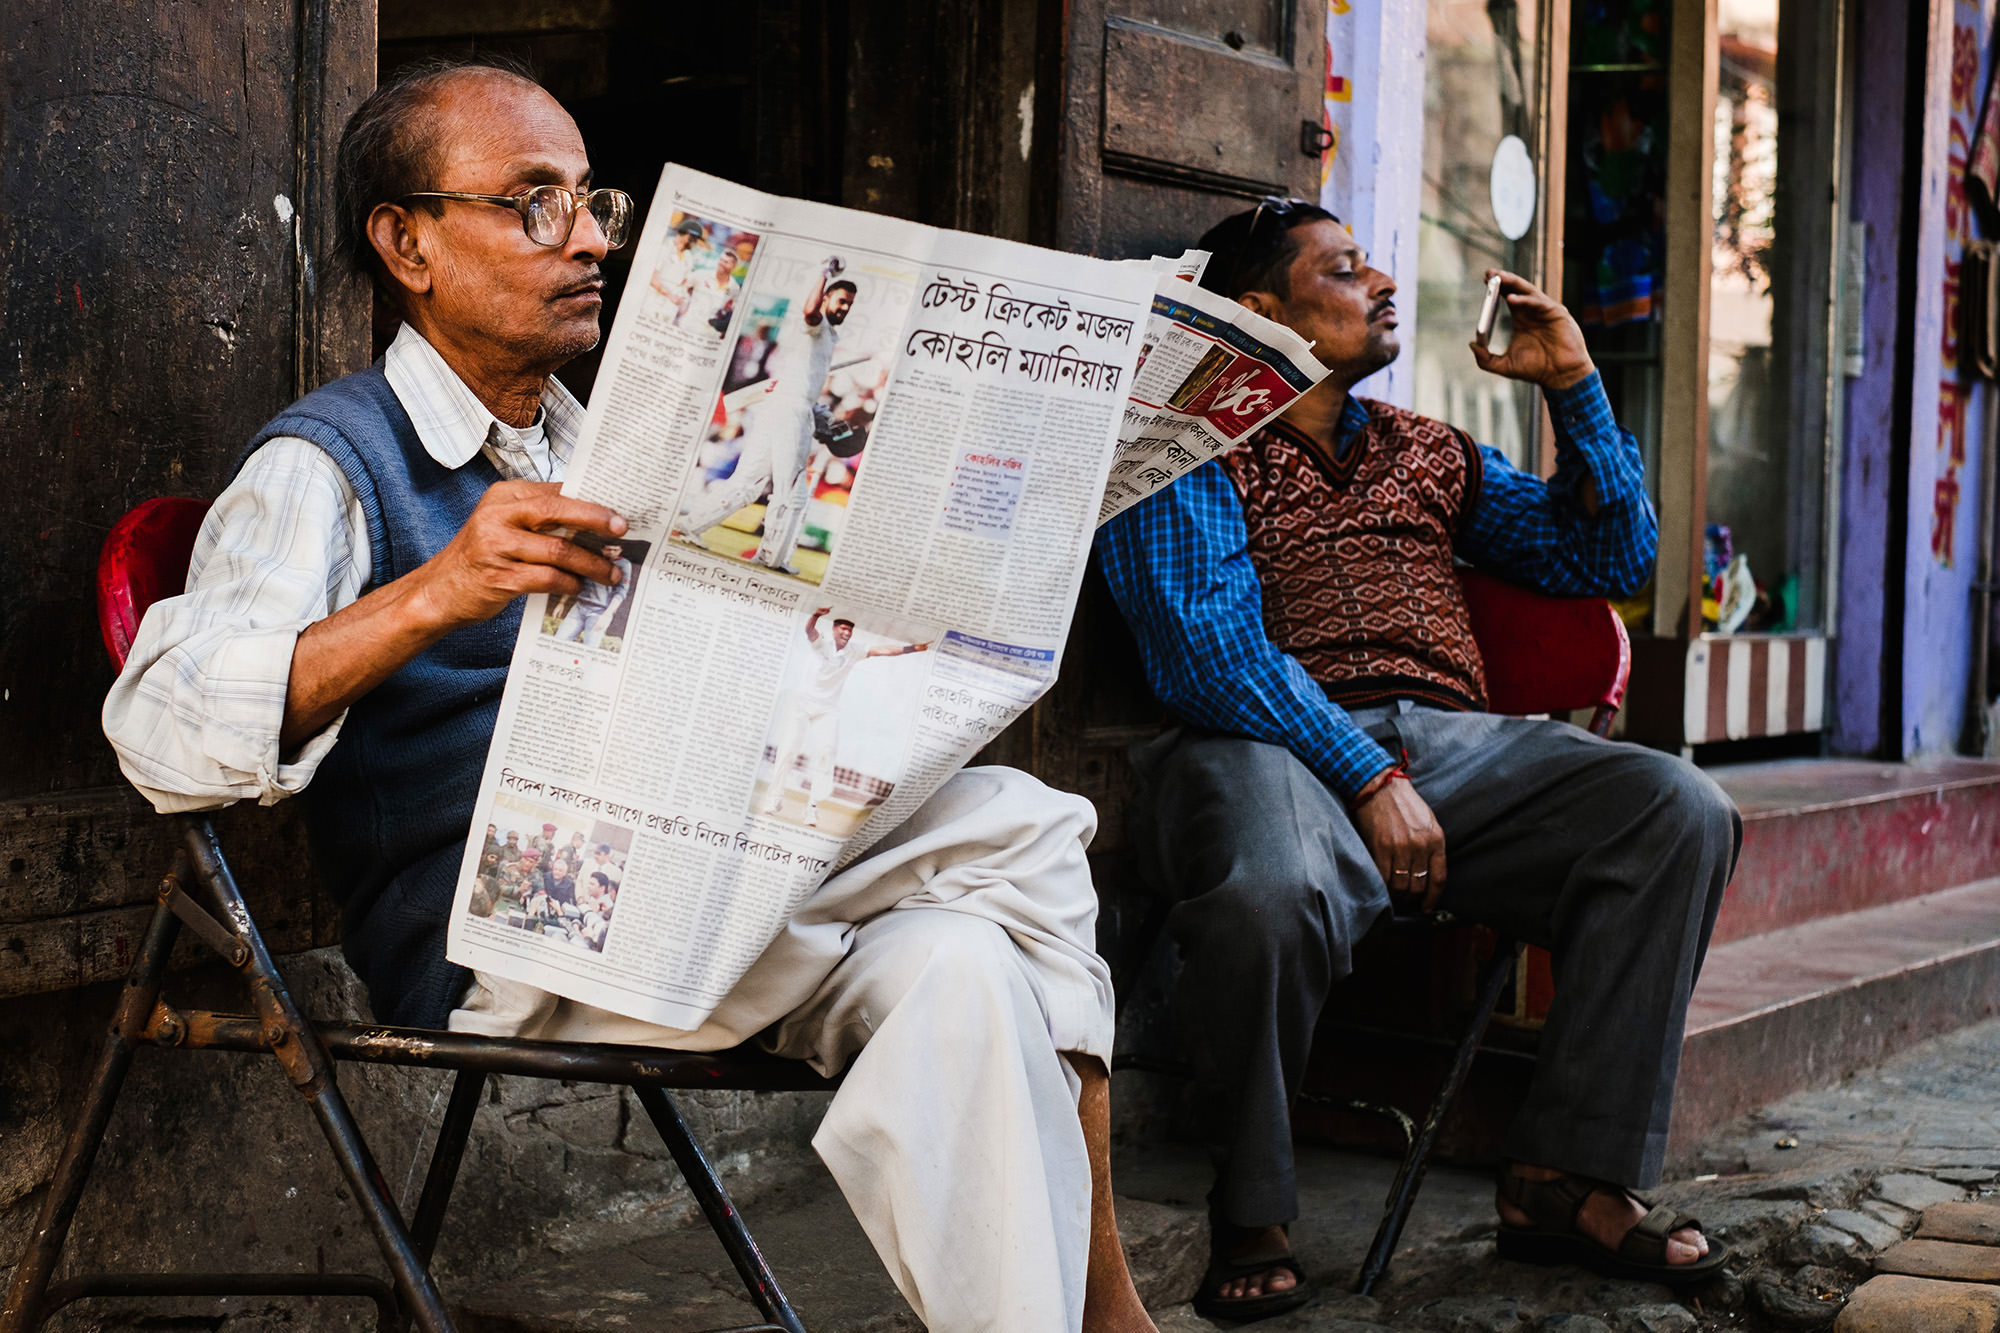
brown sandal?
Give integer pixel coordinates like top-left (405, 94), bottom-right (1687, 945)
top-left (1495, 1170), bottom-right (1730, 1284)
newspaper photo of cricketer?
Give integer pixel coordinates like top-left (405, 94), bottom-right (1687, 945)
top-left (541, 535), bottom-right (651, 652)
top-left (750, 605), bottom-right (936, 837)
top-left (646, 210), bottom-right (758, 339)
top-left (671, 240), bottom-right (915, 584)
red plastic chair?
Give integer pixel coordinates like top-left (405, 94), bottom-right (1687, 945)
top-left (3, 498), bottom-right (828, 1333)
top-left (1460, 566), bottom-right (1631, 737)
top-left (1351, 567), bottom-right (1632, 1293)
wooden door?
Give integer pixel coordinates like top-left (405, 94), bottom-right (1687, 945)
top-left (1056, 0), bottom-right (1329, 259)
top-left (0, 0), bottom-right (372, 1001)
top-left (1020, 0), bottom-right (1328, 966)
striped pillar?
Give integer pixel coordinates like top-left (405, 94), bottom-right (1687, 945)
top-left (1683, 636), bottom-right (1828, 744)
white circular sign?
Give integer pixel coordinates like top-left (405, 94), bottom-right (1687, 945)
top-left (1489, 134), bottom-right (1537, 241)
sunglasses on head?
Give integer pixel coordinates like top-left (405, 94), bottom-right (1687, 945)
top-left (1226, 195), bottom-right (1325, 297)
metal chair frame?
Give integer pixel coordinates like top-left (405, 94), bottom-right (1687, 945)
top-left (1349, 566), bottom-right (1632, 1295)
top-left (2, 498), bottom-right (833, 1333)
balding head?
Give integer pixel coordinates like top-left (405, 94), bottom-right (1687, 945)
top-left (335, 58), bottom-right (544, 293)
top-left (335, 56), bottom-right (613, 393)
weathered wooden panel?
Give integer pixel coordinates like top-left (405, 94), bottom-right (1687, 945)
top-left (1118, 0), bottom-right (1288, 55)
top-left (0, 0), bottom-right (371, 802)
top-left (841, 0), bottom-right (1043, 239)
top-left (1059, 0), bottom-right (1322, 257)
top-left (0, 0), bottom-right (371, 985)
top-left (1103, 20), bottom-right (1302, 193)
top-left (0, 790), bottom-right (330, 1000)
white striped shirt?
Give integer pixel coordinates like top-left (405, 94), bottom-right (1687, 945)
top-left (102, 324), bottom-right (585, 814)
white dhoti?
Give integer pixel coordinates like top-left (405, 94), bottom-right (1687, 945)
top-left (450, 767), bottom-right (1115, 1333)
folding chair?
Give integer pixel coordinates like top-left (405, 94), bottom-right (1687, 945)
top-left (1352, 565), bottom-right (1632, 1294)
top-left (1, 496), bottom-right (837, 1333)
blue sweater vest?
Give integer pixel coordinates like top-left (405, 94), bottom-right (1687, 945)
top-left (240, 365), bottom-right (519, 1028)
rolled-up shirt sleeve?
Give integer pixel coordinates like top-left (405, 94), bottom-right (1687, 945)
top-left (1095, 464), bottom-right (1396, 802)
top-left (102, 439), bottom-right (368, 812)
top-left (1454, 372), bottom-right (1659, 598)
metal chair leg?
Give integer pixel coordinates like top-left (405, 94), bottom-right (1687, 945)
top-left (633, 1084), bottom-right (807, 1333)
top-left (0, 889), bottom-right (184, 1333)
top-left (1355, 937), bottom-right (1521, 1296)
top-left (410, 1069), bottom-right (487, 1267)
top-left (180, 819), bottom-right (456, 1333)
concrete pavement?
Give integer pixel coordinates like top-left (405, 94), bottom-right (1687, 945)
top-left (442, 1014), bottom-right (2000, 1332)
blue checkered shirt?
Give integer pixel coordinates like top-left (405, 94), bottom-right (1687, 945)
top-left (1095, 372), bottom-right (1656, 801)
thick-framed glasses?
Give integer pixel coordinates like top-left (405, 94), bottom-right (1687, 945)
top-left (399, 185), bottom-right (635, 249)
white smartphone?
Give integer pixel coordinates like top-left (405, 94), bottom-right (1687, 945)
top-left (1475, 273), bottom-right (1504, 349)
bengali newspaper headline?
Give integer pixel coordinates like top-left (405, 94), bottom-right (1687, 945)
top-left (921, 274), bottom-right (1137, 341)
top-left (496, 769), bottom-right (830, 873)
top-left (908, 273), bottom-right (1134, 391)
top-left (903, 328), bottom-right (1126, 392)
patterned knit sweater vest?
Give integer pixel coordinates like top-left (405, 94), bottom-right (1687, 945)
top-left (1217, 399), bottom-right (1488, 712)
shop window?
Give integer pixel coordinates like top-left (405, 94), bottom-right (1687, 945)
top-left (1562, 0), bottom-right (1670, 513)
top-left (1702, 0), bottom-right (1841, 635)
top-left (1415, 0), bottom-right (1550, 471)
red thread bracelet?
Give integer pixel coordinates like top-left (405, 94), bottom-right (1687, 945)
top-left (1353, 746), bottom-right (1412, 808)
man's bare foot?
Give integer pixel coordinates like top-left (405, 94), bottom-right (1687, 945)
top-left (1214, 1223), bottom-right (1301, 1301)
top-left (1498, 1165), bottom-right (1710, 1264)
top-left (1071, 1055), bottom-right (1158, 1333)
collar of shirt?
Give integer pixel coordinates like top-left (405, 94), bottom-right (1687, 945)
top-left (1332, 393), bottom-right (1371, 460)
top-left (1257, 392), bottom-right (1372, 464)
top-left (381, 322), bottom-right (584, 482)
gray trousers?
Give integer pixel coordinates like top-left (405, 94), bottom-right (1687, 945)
top-left (1128, 703), bottom-right (1741, 1229)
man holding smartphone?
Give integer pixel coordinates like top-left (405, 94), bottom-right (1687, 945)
top-left (1097, 200), bottom-right (1740, 1319)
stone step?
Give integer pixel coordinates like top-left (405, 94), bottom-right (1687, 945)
top-left (1667, 876), bottom-right (2000, 1156)
top-left (1707, 756), bottom-right (2000, 946)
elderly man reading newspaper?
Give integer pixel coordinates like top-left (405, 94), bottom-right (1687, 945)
top-left (102, 57), bottom-right (1157, 1333)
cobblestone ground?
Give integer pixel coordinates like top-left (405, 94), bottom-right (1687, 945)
top-left (1126, 1015), bottom-right (2000, 1332)
top-left (424, 1016), bottom-right (2000, 1331)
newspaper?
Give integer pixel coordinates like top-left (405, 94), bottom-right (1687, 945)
top-left (1100, 277), bottom-right (1329, 523)
top-left (445, 165), bottom-right (1325, 1029)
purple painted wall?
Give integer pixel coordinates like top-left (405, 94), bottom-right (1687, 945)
top-left (1835, 0), bottom-right (1995, 758)
top-left (1832, 0), bottom-right (1915, 756)
top-left (1898, 0), bottom-right (1991, 757)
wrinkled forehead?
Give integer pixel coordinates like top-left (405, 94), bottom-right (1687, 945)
top-left (1290, 218), bottom-right (1364, 269)
top-left (429, 70), bottom-right (589, 189)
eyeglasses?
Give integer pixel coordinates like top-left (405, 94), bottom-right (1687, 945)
top-left (399, 185), bottom-right (635, 249)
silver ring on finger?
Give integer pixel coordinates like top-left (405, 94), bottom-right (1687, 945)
top-left (1412, 870), bottom-right (1430, 879)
